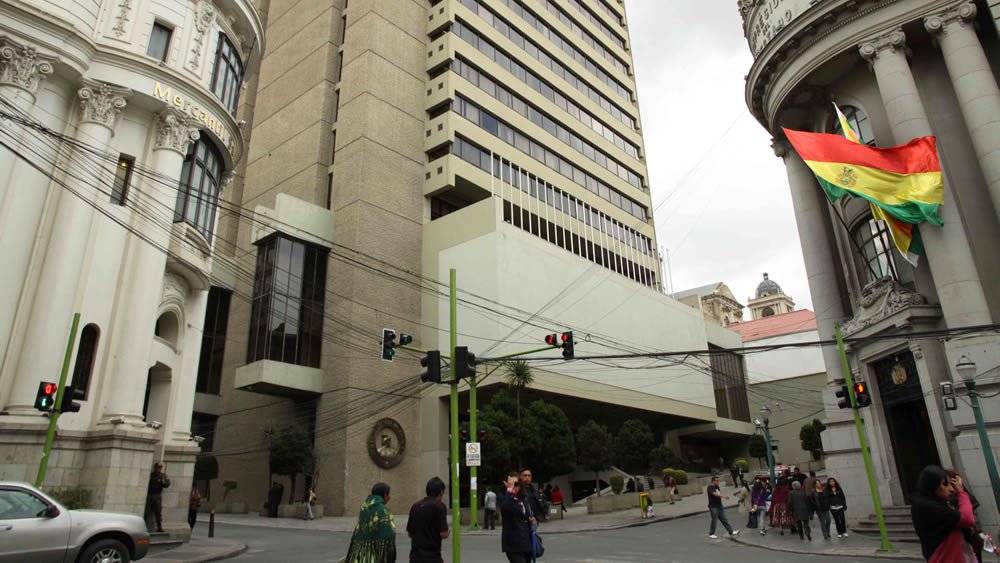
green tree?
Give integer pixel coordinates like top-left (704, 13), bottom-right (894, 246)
top-left (648, 444), bottom-right (680, 474)
top-left (576, 420), bottom-right (613, 495)
top-left (614, 419), bottom-right (654, 476)
top-left (800, 419), bottom-right (826, 460)
top-left (478, 391), bottom-right (520, 477)
top-left (748, 434), bottom-right (768, 469)
top-left (521, 400), bottom-right (576, 481)
top-left (503, 359), bottom-right (534, 421)
top-left (265, 423), bottom-right (311, 503)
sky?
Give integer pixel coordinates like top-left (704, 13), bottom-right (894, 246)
top-left (624, 1), bottom-right (814, 313)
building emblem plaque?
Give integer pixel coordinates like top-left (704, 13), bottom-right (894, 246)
top-left (368, 418), bottom-right (406, 469)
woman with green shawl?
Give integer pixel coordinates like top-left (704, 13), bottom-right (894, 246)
top-left (342, 483), bottom-right (397, 563)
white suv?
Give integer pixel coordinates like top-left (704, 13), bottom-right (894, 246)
top-left (0, 482), bottom-right (150, 562)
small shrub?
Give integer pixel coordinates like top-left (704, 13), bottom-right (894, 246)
top-left (49, 487), bottom-right (91, 509)
top-left (610, 473), bottom-right (624, 494)
top-left (223, 480), bottom-right (238, 500)
top-left (662, 468), bottom-right (688, 485)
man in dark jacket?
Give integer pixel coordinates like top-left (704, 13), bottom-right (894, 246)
top-left (789, 481), bottom-right (812, 540)
top-left (501, 473), bottom-right (535, 563)
top-left (146, 463), bottom-right (171, 532)
top-left (519, 468), bottom-right (547, 522)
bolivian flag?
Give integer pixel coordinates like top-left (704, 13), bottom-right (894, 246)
top-left (783, 126), bottom-right (944, 266)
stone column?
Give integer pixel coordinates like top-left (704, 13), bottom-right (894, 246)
top-left (925, 2), bottom-right (1000, 226)
top-left (0, 42), bottom-right (55, 404)
top-left (772, 140), bottom-right (849, 384)
top-left (5, 82), bottom-right (129, 415)
top-left (100, 106), bottom-right (199, 426)
top-left (859, 29), bottom-right (992, 328)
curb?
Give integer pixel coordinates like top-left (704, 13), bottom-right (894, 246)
top-left (727, 535), bottom-right (922, 560)
top-left (465, 504), bottom-right (732, 536)
top-left (145, 542), bottom-right (248, 563)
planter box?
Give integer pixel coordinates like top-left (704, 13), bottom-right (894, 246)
top-left (612, 494), bottom-right (633, 510)
top-left (228, 501), bottom-right (247, 514)
top-left (586, 495), bottom-right (615, 514)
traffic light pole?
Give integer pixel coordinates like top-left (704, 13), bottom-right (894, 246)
top-left (469, 365), bottom-right (479, 531)
top-left (35, 312), bottom-right (80, 487)
top-left (449, 269), bottom-right (461, 562)
top-left (836, 322), bottom-right (893, 552)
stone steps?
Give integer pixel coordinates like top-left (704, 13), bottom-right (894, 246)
top-left (852, 505), bottom-right (919, 543)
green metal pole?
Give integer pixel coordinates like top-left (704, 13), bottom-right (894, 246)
top-left (763, 425), bottom-right (776, 484)
top-left (836, 323), bottom-right (894, 552)
top-left (469, 365), bottom-right (479, 531)
top-left (449, 269), bottom-right (460, 562)
top-left (36, 312), bottom-right (80, 487)
top-left (964, 380), bottom-right (1000, 519)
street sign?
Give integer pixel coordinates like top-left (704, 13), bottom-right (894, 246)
top-left (465, 442), bottom-right (481, 466)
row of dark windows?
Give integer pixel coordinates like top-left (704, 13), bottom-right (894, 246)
top-left (196, 287), bottom-right (232, 395)
top-left (449, 135), bottom-right (653, 256)
top-left (452, 96), bottom-right (648, 221)
top-left (536, 0), bottom-right (627, 72)
top-left (453, 19), bottom-right (636, 131)
top-left (588, 0), bottom-right (624, 27)
top-left (502, 200), bottom-right (656, 287)
top-left (460, 0), bottom-right (629, 91)
top-left (146, 22), bottom-right (244, 116)
top-left (452, 58), bottom-right (642, 184)
top-left (173, 138), bottom-right (225, 241)
top-left (247, 235), bottom-right (328, 368)
top-left (452, 52), bottom-right (638, 160)
top-left (709, 345), bottom-right (751, 423)
top-left (565, 0), bottom-right (626, 49)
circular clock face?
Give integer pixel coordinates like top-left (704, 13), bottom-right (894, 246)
top-left (368, 418), bottom-right (406, 469)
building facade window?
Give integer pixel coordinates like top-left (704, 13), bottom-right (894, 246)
top-left (709, 344), bottom-right (750, 422)
top-left (111, 154), bottom-right (134, 206)
top-left (174, 137), bottom-right (224, 241)
top-left (190, 412), bottom-right (218, 452)
top-left (851, 217), bottom-right (913, 286)
top-left (831, 105), bottom-right (875, 146)
top-left (211, 33), bottom-right (243, 115)
top-left (247, 235), bottom-right (327, 368)
top-left (197, 287), bottom-right (232, 395)
top-left (147, 22), bottom-right (172, 62)
top-left (70, 324), bottom-right (99, 400)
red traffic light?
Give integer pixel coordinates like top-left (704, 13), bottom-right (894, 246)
top-left (544, 334), bottom-right (558, 345)
top-left (853, 383), bottom-right (865, 393)
top-left (561, 333), bottom-right (568, 342)
top-left (44, 383), bottom-right (57, 395)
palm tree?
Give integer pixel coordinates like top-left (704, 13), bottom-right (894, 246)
top-left (503, 359), bottom-right (534, 421)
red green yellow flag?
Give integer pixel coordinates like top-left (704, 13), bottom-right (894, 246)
top-left (831, 104), bottom-right (924, 265)
top-left (783, 128), bottom-right (943, 225)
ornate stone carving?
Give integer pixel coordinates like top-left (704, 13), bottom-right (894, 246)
top-left (153, 106), bottom-right (200, 154)
top-left (771, 138), bottom-right (791, 159)
top-left (187, 0), bottom-right (217, 73)
top-left (859, 28), bottom-right (908, 66)
top-left (112, 0), bottom-right (134, 38)
top-left (367, 418), bottom-right (406, 469)
top-left (0, 43), bottom-right (54, 95)
top-left (737, 0), bottom-right (762, 25)
top-left (219, 172), bottom-right (234, 196)
top-left (78, 82), bottom-right (128, 129)
top-left (924, 2), bottom-right (977, 36)
top-left (162, 272), bottom-right (190, 303)
top-left (841, 278), bottom-right (927, 335)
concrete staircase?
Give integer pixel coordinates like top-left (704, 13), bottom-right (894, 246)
top-left (851, 506), bottom-right (918, 543)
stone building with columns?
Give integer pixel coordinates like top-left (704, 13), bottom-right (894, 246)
top-left (741, 0), bottom-right (1000, 528)
top-left (0, 0), bottom-right (263, 537)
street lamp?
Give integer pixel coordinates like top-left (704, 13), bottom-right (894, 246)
top-left (956, 356), bottom-right (1000, 519)
top-left (759, 405), bottom-right (776, 484)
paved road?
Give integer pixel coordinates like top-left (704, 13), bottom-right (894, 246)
top-left (193, 513), bottom-right (890, 562)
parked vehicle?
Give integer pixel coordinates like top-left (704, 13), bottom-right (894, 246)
top-left (0, 482), bottom-right (150, 562)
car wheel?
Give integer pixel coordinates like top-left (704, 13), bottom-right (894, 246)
top-left (76, 538), bottom-right (131, 563)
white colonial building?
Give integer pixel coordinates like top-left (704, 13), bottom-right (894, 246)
top-left (0, 0), bottom-right (262, 537)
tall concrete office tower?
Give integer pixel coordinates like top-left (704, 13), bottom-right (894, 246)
top-left (212, 0), bottom-right (672, 516)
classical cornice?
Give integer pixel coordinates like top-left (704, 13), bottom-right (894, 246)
top-left (744, 0), bottom-right (954, 133)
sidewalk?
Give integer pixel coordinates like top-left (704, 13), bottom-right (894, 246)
top-left (143, 538), bottom-right (247, 563)
top-left (205, 492), bottom-right (732, 535)
top-left (728, 528), bottom-right (923, 560)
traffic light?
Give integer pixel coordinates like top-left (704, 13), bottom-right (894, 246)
top-left (399, 334), bottom-right (413, 346)
top-left (478, 429), bottom-right (488, 441)
top-left (835, 385), bottom-right (851, 409)
top-left (34, 382), bottom-right (58, 411)
top-left (454, 346), bottom-right (476, 380)
top-left (561, 331), bottom-right (574, 359)
top-left (60, 385), bottom-right (85, 414)
top-left (544, 334), bottom-right (558, 346)
top-left (853, 382), bottom-right (872, 408)
top-left (458, 430), bottom-right (469, 442)
top-left (420, 350), bottom-right (442, 383)
top-left (381, 328), bottom-right (396, 361)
